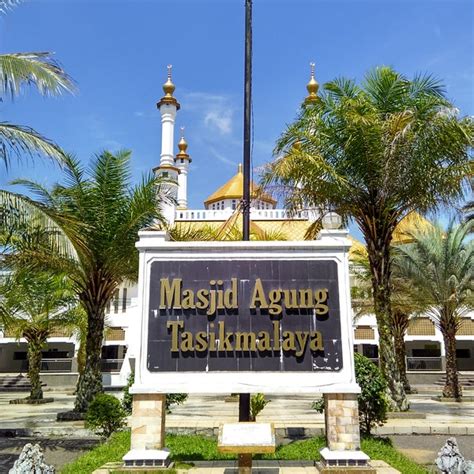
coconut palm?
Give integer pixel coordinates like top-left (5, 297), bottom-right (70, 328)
top-left (0, 270), bottom-right (79, 400)
top-left (0, 1), bottom-right (75, 167)
top-left (395, 221), bottom-right (474, 399)
top-left (263, 67), bottom-right (473, 410)
top-left (0, 51), bottom-right (75, 167)
top-left (2, 150), bottom-right (172, 412)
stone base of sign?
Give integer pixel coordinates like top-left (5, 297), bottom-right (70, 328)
top-left (122, 393), bottom-right (170, 468)
top-left (319, 393), bottom-right (373, 472)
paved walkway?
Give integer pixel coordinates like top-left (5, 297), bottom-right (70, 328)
top-left (1, 390), bottom-right (474, 437)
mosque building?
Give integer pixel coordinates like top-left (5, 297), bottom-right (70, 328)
top-left (0, 66), bottom-right (473, 388)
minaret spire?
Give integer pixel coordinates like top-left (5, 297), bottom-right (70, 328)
top-left (176, 126), bottom-right (191, 210)
top-left (305, 61), bottom-right (320, 104)
top-left (154, 65), bottom-right (181, 225)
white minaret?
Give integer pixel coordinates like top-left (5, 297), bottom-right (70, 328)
top-left (154, 65), bottom-right (180, 225)
top-left (175, 127), bottom-right (191, 209)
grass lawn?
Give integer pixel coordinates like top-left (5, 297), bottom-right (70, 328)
top-left (60, 431), bottom-right (429, 474)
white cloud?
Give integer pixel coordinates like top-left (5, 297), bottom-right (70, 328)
top-left (208, 146), bottom-right (237, 167)
top-left (183, 91), bottom-right (236, 136)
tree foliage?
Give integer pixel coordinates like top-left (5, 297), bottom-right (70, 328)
top-left (395, 220), bottom-right (474, 399)
top-left (263, 66), bottom-right (473, 410)
top-left (1, 150), bottom-right (172, 412)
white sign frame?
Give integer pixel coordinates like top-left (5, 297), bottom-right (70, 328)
top-left (131, 230), bottom-right (360, 395)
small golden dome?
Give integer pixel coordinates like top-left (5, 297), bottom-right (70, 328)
top-left (163, 64), bottom-right (175, 97)
top-left (176, 127), bottom-right (191, 162)
top-left (305, 62), bottom-right (320, 103)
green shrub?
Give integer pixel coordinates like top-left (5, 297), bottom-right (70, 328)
top-left (250, 393), bottom-right (270, 421)
top-left (166, 393), bottom-right (188, 413)
top-left (312, 354), bottom-right (388, 435)
top-left (355, 353), bottom-right (388, 434)
top-left (85, 393), bottom-right (127, 438)
top-left (121, 372), bottom-right (134, 415)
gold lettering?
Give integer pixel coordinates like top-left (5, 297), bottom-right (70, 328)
top-left (235, 331), bottom-right (257, 351)
top-left (268, 289), bottom-right (282, 315)
top-left (314, 289), bottom-right (329, 315)
top-left (159, 278), bottom-right (182, 309)
top-left (310, 331), bottom-right (324, 351)
top-left (282, 289), bottom-right (299, 309)
top-left (299, 289), bottom-right (313, 308)
top-left (295, 331), bottom-right (309, 357)
top-left (224, 278), bottom-right (238, 309)
top-left (195, 331), bottom-right (208, 352)
top-left (282, 331), bottom-right (296, 351)
top-left (273, 321), bottom-right (281, 350)
top-left (218, 321), bottom-right (233, 351)
top-left (207, 289), bottom-right (217, 316)
top-left (216, 280), bottom-right (225, 310)
top-left (250, 278), bottom-right (268, 309)
top-left (180, 331), bottom-right (194, 352)
top-left (257, 331), bottom-right (271, 351)
top-left (196, 289), bottom-right (209, 310)
top-left (167, 320), bottom-right (183, 352)
top-left (209, 323), bottom-right (216, 351)
top-left (182, 289), bottom-right (195, 309)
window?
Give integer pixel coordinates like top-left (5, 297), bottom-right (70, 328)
top-left (162, 171), bottom-right (168, 178)
top-left (113, 289), bottom-right (119, 314)
top-left (181, 159), bottom-right (184, 164)
top-left (232, 200), bottom-right (236, 210)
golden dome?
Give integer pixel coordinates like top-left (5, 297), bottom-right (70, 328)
top-left (157, 65), bottom-right (180, 110)
top-left (163, 64), bottom-right (175, 97)
top-left (204, 164), bottom-right (276, 207)
top-left (305, 62), bottom-right (320, 104)
top-left (176, 128), bottom-right (191, 162)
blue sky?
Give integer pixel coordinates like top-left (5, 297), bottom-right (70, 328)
top-left (1, 0), bottom-right (473, 238)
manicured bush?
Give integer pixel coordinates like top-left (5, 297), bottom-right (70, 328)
top-left (166, 393), bottom-right (188, 413)
top-left (312, 354), bottom-right (388, 435)
top-left (85, 393), bottom-right (127, 438)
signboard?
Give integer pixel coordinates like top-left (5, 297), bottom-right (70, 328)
top-left (147, 259), bottom-right (342, 372)
top-left (132, 236), bottom-right (358, 394)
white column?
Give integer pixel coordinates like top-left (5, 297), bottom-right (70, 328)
top-left (177, 167), bottom-right (188, 209)
top-left (159, 105), bottom-right (177, 167)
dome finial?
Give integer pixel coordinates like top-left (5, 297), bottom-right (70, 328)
top-left (305, 61), bottom-right (320, 104)
top-left (163, 64), bottom-right (175, 97)
top-left (178, 127), bottom-right (188, 153)
top-left (238, 163), bottom-right (243, 173)
top-left (176, 126), bottom-right (191, 162)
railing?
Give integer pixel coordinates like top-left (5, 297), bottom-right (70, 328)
top-left (175, 209), bottom-right (312, 221)
top-left (406, 357), bottom-right (442, 371)
top-left (19, 358), bottom-right (73, 372)
top-left (100, 358), bottom-right (124, 373)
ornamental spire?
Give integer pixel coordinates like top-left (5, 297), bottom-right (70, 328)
top-left (305, 61), bottom-right (320, 104)
top-left (157, 64), bottom-right (180, 110)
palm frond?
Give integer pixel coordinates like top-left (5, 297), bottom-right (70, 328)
top-left (0, 0), bottom-right (22, 14)
top-left (0, 52), bottom-right (76, 99)
top-left (0, 122), bottom-right (68, 168)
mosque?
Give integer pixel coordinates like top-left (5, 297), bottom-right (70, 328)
top-left (0, 66), bottom-right (473, 388)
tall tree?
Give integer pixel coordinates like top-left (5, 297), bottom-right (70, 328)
top-left (0, 270), bottom-right (79, 400)
top-left (395, 221), bottom-right (473, 399)
top-left (2, 151), bottom-right (171, 412)
top-left (351, 233), bottom-right (428, 393)
top-left (262, 67), bottom-right (473, 410)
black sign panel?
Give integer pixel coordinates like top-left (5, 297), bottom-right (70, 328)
top-left (147, 259), bottom-right (342, 372)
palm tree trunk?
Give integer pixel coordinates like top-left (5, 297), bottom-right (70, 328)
top-left (442, 330), bottom-right (461, 400)
top-left (363, 218), bottom-right (409, 411)
top-left (27, 336), bottom-right (44, 400)
top-left (392, 311), bottom-right (411, 393)
top-left (74, 307), bottom-right (105, 413)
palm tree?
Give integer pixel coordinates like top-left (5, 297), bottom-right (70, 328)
top-left (395, 221), bottom-right (473, 399)
top-left (0, 0), bottom-right (75, 167)
top-left (0, 270), bottom-right (79, 400)
top-left (262, 67), bottom-right (473, 410)
top-left (351, 239), bottom-right (427, 393)
top-left (2, 150), bottom-right (172, 412)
